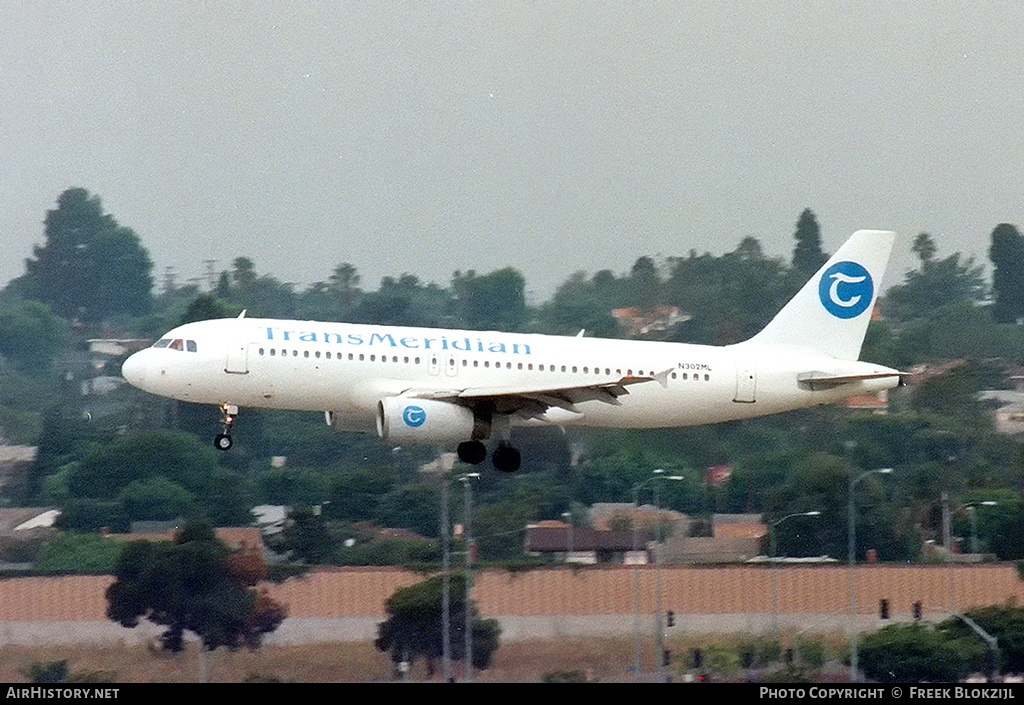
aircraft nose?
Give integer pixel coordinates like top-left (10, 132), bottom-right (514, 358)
top-left (121, 351), bottom-right (147, 389)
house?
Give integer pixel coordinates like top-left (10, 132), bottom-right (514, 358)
top-left (611, 306), bottom-right (691, 339)
top-left (524, 520), bottom-right (651, 565)
top-left (978, 390), bottom-right (1024, 435)
top-left (103, 524), bottom-right (267, 561)
top-left (660, 513), bottom-right (768, 565)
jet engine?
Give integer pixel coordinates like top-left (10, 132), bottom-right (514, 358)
top-left (376, 397), bottom-right (487, 444)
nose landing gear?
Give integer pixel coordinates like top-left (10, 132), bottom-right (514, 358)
top-left (214, 403), bottom-right (238, 451)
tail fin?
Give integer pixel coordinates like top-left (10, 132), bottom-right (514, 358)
top-left (742, 230), bottom-right (896, 360)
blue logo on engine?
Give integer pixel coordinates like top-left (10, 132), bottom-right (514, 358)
top-left (818, 261), bottom-right (874, 319)
top-left (403, 405), bottom-right (426, 428)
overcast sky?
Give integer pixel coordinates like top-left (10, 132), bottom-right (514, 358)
top-left (2, 2), bottom-right (1022, 302)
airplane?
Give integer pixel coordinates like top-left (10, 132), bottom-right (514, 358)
top-left (121, 230), bottom-right (904, 473)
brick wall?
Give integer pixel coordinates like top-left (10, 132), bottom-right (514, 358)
top-left (0, 565), bottom-right (1020, 623)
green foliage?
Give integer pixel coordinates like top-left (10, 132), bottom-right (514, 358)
top-left (989, 223), bottom-right (1024, 324)
top-left (105, 520), bottom-right (286, 652)
top-left (375, 573), bottom-right (501, 676)
top-left (276, 506), bottom-right (336, 564)
top-left (858, 622), bottom-right (969, 683)
top-left (885, 236), bottom-right (986, 325)
top-left (16, 188), bottom-right (153, 322)
top-left (61, 430), bottom-right (248, 525)
top-left (33, 533), bottom-right (126, 574)
top-left (665, 237), bottom-right (796, 345)
top-left (453, 267), bottom-right (527, 331)
top-left (792, 208), bottom-right (828, 275)
top-left (0, 301), bottom-right (69, 373)
top-left (22, 659), bottom-right (115, 684)
top-left (939, 604), bottom-right (1024, 675)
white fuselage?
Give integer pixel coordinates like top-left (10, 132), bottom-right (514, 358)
top-left (122, 316), bottom-right (900, 435)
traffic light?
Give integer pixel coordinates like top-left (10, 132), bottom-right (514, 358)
top-left (879, 599), bottom-right (890, 619)
top-left (663, 649), bottom-right (672, 667)
top-left (667, 610), bottom-right (675, 627)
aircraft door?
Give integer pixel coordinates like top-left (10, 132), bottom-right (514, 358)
top-left (225, 341), bottom-right (249, 374)
top-left (428, 353), bottom-right (441, 376)
top-left (445, 354), bottom-right (460, 377)
top-left (734, 361), bottom-right (756, 403)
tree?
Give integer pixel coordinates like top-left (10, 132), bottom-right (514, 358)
top-left (375, 573), bottom-right (500, 677)
top-left (989, 223), bottom-right (1024, 324)
top-left (277, 506), bottom-right (337, 563)
top-left (624, 256), bottom-right (661, 311)
top-left (912, 232), bottom-right (938, 263)
top-left (858, 622), bottom-right (968, 683)
top-left (791, 208), bottom-right (827, 276)
top-left (63, 430), bottom-right (249, 525)
top-left (105, 520), bottom-right (286, 652)
top-left (939, 604), bottom-right (1024, 676)
top-left (179, 294), bottom-right (234, 325)
top-left (0, 301), bottom-right (69, 373)
top-left (885, 236), bottom-right (986, 323)
top-left (17, 188), bottom-right (153, 322)
top-left (453, 267), bottom-right (527, 331)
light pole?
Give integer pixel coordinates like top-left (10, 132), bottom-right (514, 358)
top-left (967, 501), bottom-right (997, 555)
top-left (562, 511), bottom-right (573, 564)
top-left (770, 511), bottom-right (821, 637)
top-left (944, 499), bottom-right (997, 613)
top-left (459, 472), bottom-right (480, 682)
top-left (630, 469), bottom-right (684, 682)
top-left (848, 467), bottom-right (892, 683)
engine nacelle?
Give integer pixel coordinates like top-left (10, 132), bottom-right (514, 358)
top-left (376, 397), bottom-right (482, 444)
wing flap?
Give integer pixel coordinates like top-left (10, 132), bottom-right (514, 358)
top-left (402, 374), bottom-right (656, 417)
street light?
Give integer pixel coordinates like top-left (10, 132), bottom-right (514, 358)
top-left (966, 501), bottom-right (998, 556)
top-left (943, 498), bottom-right (998, 614)
top-left (770, 511), bottom-right (821, 636)
top-left (562, 511), bottom-right (573, 564)
top-left (630, 469), bottom-right (684, 682)
top-left (458, 472), bottom-right (480, 682)
top-left (848, 467), bottom-right (893, 683)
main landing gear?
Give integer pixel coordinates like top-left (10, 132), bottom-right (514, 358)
top-left (457, 439), bottom-right (521, 473)
top-left (214, 403), bottom-right (238, 451)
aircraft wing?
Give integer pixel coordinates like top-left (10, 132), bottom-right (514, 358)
top-left (404, 373), bottom-right (664, 418)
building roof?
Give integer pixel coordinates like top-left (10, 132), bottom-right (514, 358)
top-left (104, 526), bottom-right (266, 554)
top-left (0, 508), bottom-right (59, 535)
top-left (525, 525), bottom-right (650, 552)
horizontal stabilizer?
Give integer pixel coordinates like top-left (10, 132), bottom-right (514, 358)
top-left (797, 370), bottom-right (908, 391)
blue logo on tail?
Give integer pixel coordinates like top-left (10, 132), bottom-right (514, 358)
top-left (819, 262), bottom-right (874, 319)
top-left (403, 405), bottom-right (426, 428)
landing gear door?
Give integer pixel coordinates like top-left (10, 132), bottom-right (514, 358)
top-left (226, 342), bottom-right (249, 374)
top-left (734, 361), bottom-right (756, 403)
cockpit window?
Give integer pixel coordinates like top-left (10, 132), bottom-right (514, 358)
top-left (152, 338), bottom-right (198, 352)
